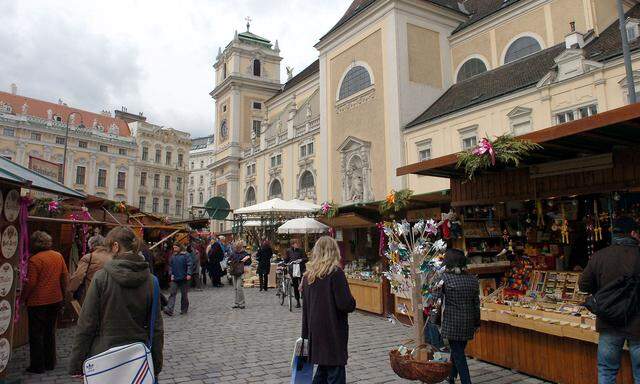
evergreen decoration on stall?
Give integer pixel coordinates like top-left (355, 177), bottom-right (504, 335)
top-left (320, 201), bottom-right (338, 219)
top-left (28, 197), bottom-right (67, 217)
top-left (456, 135), bottom-right (542, 180)
top-left (380, 189), bottom-right (414, 217)
top-left (382, 219), bottom-right (452, 382)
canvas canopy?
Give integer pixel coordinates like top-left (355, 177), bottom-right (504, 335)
top-left (234, 198), bottom-right (320, 215)
top-left (277, 218), bottom-right (329, 234)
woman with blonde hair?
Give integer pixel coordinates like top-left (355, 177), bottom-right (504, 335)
top-left (301, 236), bottom-right (356, 384)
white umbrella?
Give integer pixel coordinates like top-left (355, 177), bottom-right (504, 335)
top-left (277, 218), bottom-right (329, 234)
top-left (235, 198), bottom-right (320, 215)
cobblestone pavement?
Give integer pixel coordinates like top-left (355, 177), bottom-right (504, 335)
top-left (8, 284), bottom-right (550, 383)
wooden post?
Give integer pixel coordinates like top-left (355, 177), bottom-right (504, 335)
top-left (149, 229), bottom-right (181, 250)
top-left (411, 251), bottom-right (425, 346)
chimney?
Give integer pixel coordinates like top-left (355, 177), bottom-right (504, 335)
top-left (10, 83), bottom-right (17, 95)
top-left (565, 21), bottom-right (585, 49)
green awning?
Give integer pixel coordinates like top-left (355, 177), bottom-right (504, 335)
top-left (0, 157), bottom-right (86, 198)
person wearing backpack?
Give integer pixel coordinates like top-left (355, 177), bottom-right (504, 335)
top-left (579, 216), bottom-right (640, 384)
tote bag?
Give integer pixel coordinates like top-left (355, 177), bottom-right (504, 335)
top-left (83, 276), bottom-right (160, 384)
top-left (290, 338), bottom-right (313, 384)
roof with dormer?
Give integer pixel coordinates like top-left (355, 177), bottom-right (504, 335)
top-left (406, 4), bottom-right (640, 128)
top-left (0, 90), bottom-right (131, 137)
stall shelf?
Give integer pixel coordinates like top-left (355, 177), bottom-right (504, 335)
top-left (347, 278), bottom-right (384, 314)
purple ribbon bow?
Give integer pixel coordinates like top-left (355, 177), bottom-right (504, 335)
top-left (472, 138), bottom-right (496, 165)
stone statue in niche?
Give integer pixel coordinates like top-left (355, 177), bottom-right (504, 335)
top-left (21, 102), bottom-right (28, 115)
top-left (69, 114), bottom-right (76, 125)
top-left (47, 109), bottom-right (53, 120)
top-left (92, 119), bottom-right (98, 129)
top-left (346, 156), bottom-right (364, 201)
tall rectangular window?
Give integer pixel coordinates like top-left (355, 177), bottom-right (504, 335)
top-left (152, 198), bottom-right (159, 213)
top-left (3, 128), bottom-right (15, 137)
top-left (78, 140), bottom-right (88, 148)
top-left (177, 153), bottom-right (183, 167)
top-left (155, 149), bottom-right (161, 163)
top-left (252, 120), bottom-right (261, 138)
top-left (175, 200), bottom-right (182, 216)
top-left (176, 177), bottom-right (182, 191)
top-left (154, 174), bottom-right (160, 188)
top-left (199, 175), bottom-right (204, 186)
top-left (117, 172), bottom-right (126, 189)
top-left (76, 166), bottom-right (86, 185)
top-left (189, 193), bottom-right (194, 205)
top-left (459, 127), bottom-right (478, 150)
top-left (139, 196), bottom-right (146, 211)
top-left (164, 175), bottom-right (170, 189)
top-left (97, 169), bottom-right (107, 187)
top-left (163, 199), bottom-right (170, 214)
top-left (142, 147), bottom-right (149, 161)
top-left (417, 140), bottom-right (432, 162)
top-left (56, 136), bottom-right (66, 145)
top-left (165, 151), bottom-right (172, 166)
top-left (99, 145), bottom-right (108, 153)
top-left (31, 132), bottom-right (41, 141)
top-left (140, 172), bottom-right (147, 187)
top-left (119, 148), bottom-right (127, 156)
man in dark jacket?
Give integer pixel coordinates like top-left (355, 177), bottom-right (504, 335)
top-left (579, 216), bottom-right (640, 384)
top-left (164, 244), bottom-right (193, 316)
top-left (207, 237), bottom-right (226, 287)
top-left (284, 239), bottom-right (307, 308)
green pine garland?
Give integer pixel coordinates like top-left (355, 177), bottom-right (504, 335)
top-left (456, 135), bottom-right (542, 180)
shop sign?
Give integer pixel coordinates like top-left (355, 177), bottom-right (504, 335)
top-left (1, 226), bottom-right (17, 259)
top-left (3, 190), bottom-right (18, 223)
top-left (28, 156), bottom-right (63, 183)
top-left (0, 264), bottom-right (12, 297)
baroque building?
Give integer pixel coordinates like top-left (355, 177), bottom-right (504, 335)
top-left (188, 135), bottom-right (216, 218)
top-left (0, 87), bottom-right (191, 220)
top-left (209, 0), bottom-right (640, 222)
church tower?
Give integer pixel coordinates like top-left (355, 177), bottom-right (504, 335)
top-left (209, 19), bottom-right (282, 231)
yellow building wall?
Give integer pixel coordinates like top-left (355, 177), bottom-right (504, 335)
top-left (328, 29), bottom-right (386, 204)
top-left (407, 23), bottom-right (442, 87)
top-left (550, 0), bottom-right (588, 43)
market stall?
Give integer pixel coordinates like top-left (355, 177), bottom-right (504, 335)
top-left (396, 103), bottom-right (640, 384)
top-left (0, 157), bottom-right (86, 379)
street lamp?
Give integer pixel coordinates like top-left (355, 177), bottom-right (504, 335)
top-left (61, 111), bottom-right (84, 184)
top-left (618, 0), bottom-right (637, 103)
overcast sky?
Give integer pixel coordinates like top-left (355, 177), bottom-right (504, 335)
top-left (0, 0), bottom-right (347, 138)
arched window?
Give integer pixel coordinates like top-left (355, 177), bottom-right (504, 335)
top-left (269, 179), bottom-right (282, 198)
top-left (456, 58), bottom-right (488, 82)
top-left (338, 65), bottom-right (372, 100)
top-left (220, 120), bottom-right (228, 140)
top-left (253, 59), bottom-right (261, 76)
top-left (504, 36), bottom-right (541, 64)
top-left (299, 171), bottom-right (314, 190)
top-left (245, 186), bottom-right (256, 206)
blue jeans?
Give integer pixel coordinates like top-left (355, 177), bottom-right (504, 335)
top-left (598, 331), bottom-right (640, 384)
top-left (312, 365), bottom-right (346, 384)
top-left (424, 322), bottom-right (444, 350)
top-left (449, 340), bottom-right (471, 384)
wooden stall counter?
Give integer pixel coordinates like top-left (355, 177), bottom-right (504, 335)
top-left (468, 304), bottom-right (634, 384)
top-left (347, 278), bottom-right (384, 315)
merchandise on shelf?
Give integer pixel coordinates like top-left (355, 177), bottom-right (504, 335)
top-left (344, 259), bottom-right (383, 283)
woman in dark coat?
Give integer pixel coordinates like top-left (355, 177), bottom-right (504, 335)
top-left (301, 236), bottom-right (356, 384)
top-left (435, 249), bottom-right (480, 384)
top-left (256, 239), bottom-right (273, 291)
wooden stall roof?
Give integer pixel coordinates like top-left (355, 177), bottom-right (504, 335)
top-left (397, 103), bottom-right (640, 178)
top-left (318, 212), bottom-right (376, 228)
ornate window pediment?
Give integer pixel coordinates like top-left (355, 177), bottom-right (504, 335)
top-left (338, 136), bottom-right (373, 204)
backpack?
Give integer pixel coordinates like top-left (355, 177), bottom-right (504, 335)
top-left (584, 250), bottom-right (640, 327)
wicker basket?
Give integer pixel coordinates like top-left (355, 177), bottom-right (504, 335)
top-left (389, 348), bottom-right (452, 383)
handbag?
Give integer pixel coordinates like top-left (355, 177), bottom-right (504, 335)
top-left (83, 276), bottom-right (160, 384)
top-left (230, 259), bottom-right (245, 277)
top-left (584, 249), bottom-right (640, 326)
top-left (73, 252), bottom-right (94, 301)
top-left (290, 338), bottom-right (313, 384)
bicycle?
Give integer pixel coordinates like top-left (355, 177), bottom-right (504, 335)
top-left (276, 260), bottom-right (302, 312)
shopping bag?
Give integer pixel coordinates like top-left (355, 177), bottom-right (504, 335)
top-left (292, 263), bottom-right (301, 278)
top-left (290, 338), bottom-right (313, 383)
top-left (83, 276), bottom-right (160, 384)
top-left (290, 355), bottom-right (314, 384)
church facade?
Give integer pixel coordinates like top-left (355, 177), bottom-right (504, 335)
top-left (209, 0), bottom-right (640, 230)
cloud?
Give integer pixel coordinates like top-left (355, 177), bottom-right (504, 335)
top-left (0, 0), bottom-right (348, 138)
